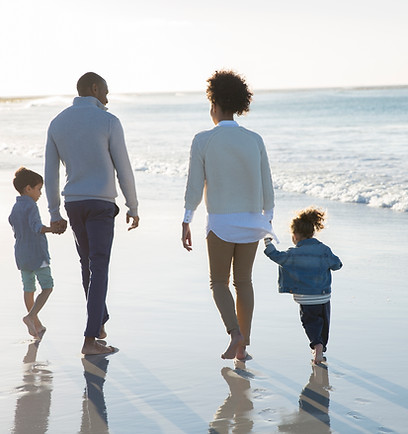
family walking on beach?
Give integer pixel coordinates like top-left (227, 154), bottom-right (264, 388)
top-left (9, 71), bottom-right (342, 364)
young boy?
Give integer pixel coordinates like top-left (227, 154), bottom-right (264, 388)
top-left (9, 167), bottom-right (58, 339)
top-left (264, 207), bottom-right (342, 364)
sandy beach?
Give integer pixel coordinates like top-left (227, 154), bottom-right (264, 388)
top-left (1, 157), bottom-right (407, 433)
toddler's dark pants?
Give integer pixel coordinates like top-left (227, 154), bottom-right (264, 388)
top-left (299, 302), bottom-right (330, 352)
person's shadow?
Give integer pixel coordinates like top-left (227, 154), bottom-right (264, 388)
top-left (209, 361), bottom-right (254, 434)
top-left (278, 363), bottom-right (331, 433)
top-left (12, 341), bottom-right (53, 434)
top-left (79, 353), bottom-right (111, 434)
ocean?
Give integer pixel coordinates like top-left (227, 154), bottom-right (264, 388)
top-left (1, 87), bottom-right (407, 212)
top-left (1, 88), bottom-right (408, 434)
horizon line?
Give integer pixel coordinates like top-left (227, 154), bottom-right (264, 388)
top-left (1, 83), bottom-right (408, 102)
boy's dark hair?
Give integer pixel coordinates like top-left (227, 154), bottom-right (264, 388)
top-left (77, 72), bottom-right (105, 95)
top-left (13, 167), bottom-right (43, 194)
top-left (206, 70), bottom-right (253, 115)
top-left (291, 207), bottom-right (326, 238)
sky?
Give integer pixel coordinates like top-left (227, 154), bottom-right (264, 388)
top-left (1, 0), bottom-right (407, 96)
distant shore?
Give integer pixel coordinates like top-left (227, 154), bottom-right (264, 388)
top-left (2, 83), bottom-right (408, 101)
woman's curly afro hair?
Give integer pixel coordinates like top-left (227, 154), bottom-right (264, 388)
top-left (206, 70), bottom-right (253, 116)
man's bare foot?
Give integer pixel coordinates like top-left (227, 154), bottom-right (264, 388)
top-left (99, 325), bottom-right (107, 340)
top-left (312, 343), bottom-right (324, 364)
top-left (23, 316), bottom-right (38, 339)
top-left (82, 338), bottom-right (116, 355)
top-left (221, 330), bottom-right (244, 359)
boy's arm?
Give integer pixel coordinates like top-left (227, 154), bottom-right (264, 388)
top-left (28, 204), bottom-right (44, 234)
top-left (27, 204), bottom-right (57, 235)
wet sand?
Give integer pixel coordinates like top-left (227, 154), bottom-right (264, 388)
top-left (1, 163), bottom-right (407, 433)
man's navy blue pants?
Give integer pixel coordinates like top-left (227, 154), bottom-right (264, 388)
top-left (65, 200), bottom-right (119, 337)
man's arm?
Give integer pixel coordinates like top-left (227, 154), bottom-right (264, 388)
top-left (109, 118), bottom-right (139, 230)
top-left (45, 129), bottom-right (67, 233)
top-left (44, 129), bottom-right (62, 222)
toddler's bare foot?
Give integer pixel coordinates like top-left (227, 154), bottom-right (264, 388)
top-left (37, 327), bottom-right (47, 340)
top-left (221, 330), bottom-right (244, 359)
top-left (312, 343), bottom-right (324, 364)
top-left (82, 338), bottom-right (116, 355)
top-left (23, 316), bottom-right (38, 339)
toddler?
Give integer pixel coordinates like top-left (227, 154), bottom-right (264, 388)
top-left (9, 167), bottom-right (58, 339)
top-left (264, 207), bottom-right (342, 363)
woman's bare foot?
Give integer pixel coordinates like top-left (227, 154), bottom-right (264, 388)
top-left (312, 343), bottom-right (324, 364)
top-left (23, 315), bottom-right (38, 339)
top-left (221, 330), bottom-right (244, 359)
top-left (235, 346), bottom-right (252, 361)
top-left (82, 337), bottom-right (115, 355)
top-left (235, 344), bottom-right (247, 360)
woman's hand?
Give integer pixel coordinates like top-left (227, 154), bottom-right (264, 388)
top-left (182, 222), bottom-right (192, 251)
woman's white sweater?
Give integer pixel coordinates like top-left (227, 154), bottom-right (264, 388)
top-left (184, 124), bottom-right (274, 214)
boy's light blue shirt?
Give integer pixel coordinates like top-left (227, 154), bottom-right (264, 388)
top-left (9, 196), bottom-right (50, 271)
top-left (264, 238), bottom-right (342, 295)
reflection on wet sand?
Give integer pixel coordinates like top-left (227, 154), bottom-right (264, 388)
top-left (80, 355), bottom-right (110, 434)
top-left (278, 364), bottom-right (331, 433)
top-left (209, 361), bottom-right (254, 434)
top-left (13, 341), bottom-right (53, 434)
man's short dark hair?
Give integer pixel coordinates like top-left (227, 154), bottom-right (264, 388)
top-left (77, 72), bottom-right (105, 96)
top-left (13, 167), bottom-right (43, 194)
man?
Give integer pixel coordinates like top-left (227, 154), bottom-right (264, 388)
top-left (45, 72), bottom-right (139, 355)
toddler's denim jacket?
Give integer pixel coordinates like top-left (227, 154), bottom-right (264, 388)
top-left (264, 238), bottom-right (342, 295)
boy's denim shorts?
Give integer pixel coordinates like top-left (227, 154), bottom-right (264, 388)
top-left (21, 266), bottom-right (54, 292)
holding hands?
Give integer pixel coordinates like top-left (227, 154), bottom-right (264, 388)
top-left (264, 237), bottom-right (273, 247)
top-left (51, 219), bottom-right (68, 235)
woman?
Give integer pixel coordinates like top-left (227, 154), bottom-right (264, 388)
top-left (182, 70), bottom-right (275, 360)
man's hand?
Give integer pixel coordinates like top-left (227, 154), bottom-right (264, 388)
top-left (126, 214), bottom-right (139, 231)
top-left (182, 222), bottom-right (192, 251)
top-left (51, 219), bottom-right (67, 234)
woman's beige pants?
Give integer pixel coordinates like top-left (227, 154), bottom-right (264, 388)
top-left (206, 231), bottom-right (259, 346)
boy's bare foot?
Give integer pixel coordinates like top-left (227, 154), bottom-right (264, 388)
top-left (23, 316), bottom-right (38, 339)
top-left (312, 343), bottom-right (324, 364)
top-left (99, 325), bottom-right (107, 339)
top-left (221, 330), bottom-right (244, 359)
top-left (82, 338), bottom-right (116, 355)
